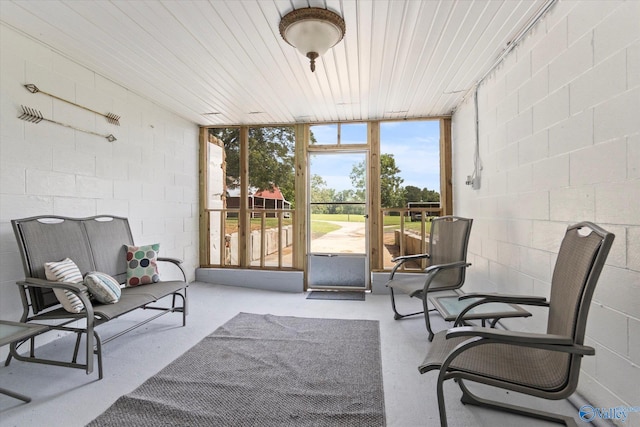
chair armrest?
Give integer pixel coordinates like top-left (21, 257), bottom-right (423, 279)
top-left (459, 293), bottom-right (548, 305)
top-left (19, 278), bottom-right (94, 322)
top-left (389, 253), bottom-right (431, 278)
top-left (391, 253), bottom-right (430, 263)
top-left (424, 260), bottom-right (471, 274)
top-left (453, 293), bottom-right (548, 326)
top-left (20, 277), bottom-right (88, 293)
top-left (445, 326), bottom-right (595, 355)
top-left (157, 258), bottom-right (187, 282)
top-left (421, 261), bottom-right (472, 294)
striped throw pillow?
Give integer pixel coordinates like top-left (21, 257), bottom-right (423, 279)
top-left (84, 272), bottom-right (121, 304)
top-left (44, 258), bottom-right (88, 313)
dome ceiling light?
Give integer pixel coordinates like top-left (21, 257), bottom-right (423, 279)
top-left (279, 7), bottom-right (346, 72)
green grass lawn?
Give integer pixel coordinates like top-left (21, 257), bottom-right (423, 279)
top-left (383, 215), bottom-right (433, 233)
top-left (309, 220), bottom-right (341, 237)
top-left (224, 213), bottom-right (431, 236)
top-left (311, 213), bottom-right (367, 222)
top-left (311, 213), bottom-right (432, 234)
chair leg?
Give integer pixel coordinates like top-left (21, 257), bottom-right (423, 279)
top-left (437, 368), bottom-right (450, 427)
top-left (72, 332), bottom-right (82, 363)
top-left (457, 379), bottom-right (578, 426)
top-left (93, 330), bottom-right (103, 380)
top-left (389, 287), bottom-right (424, 320)
top-left (4, 348), bottom-right (13, 367)
top-left (172, 291), bottom-right (187, 326)
top-left (422, 295), bottom-right (435, 341)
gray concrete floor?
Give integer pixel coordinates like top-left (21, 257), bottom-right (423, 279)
top-left (0, 282), bottom-right (581, 426)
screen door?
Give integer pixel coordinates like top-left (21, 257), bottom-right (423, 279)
top-left (307, 151), bottom-right (368, 290)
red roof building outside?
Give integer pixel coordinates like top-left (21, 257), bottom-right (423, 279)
top-left (254, 187), bottom-right (285, 200)
top-left (227, 186), bottom-right (291, 217)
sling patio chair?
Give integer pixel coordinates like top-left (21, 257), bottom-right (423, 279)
top-left (419, 222), bottom-right (615, 427)
top-left (386, 215), bottom-right (473, 341)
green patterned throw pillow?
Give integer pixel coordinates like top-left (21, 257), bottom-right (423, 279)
top-left (125, 243), bottom-right (160, 287)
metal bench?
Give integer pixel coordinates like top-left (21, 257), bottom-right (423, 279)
top-left (6, 215), bottom-right (188, 379)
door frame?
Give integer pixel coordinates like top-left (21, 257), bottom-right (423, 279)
top-left (300, 122), bottom-right (373, 291)
top-left (306, 149), bottom-right (369, 291)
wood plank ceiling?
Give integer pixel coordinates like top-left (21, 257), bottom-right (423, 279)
top-left (1, 0), bottom-right (549, 126)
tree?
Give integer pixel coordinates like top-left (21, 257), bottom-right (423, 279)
top-left (310, 174), bottom-right (335, 214)
top-left (404, 185), bottom-right (440, 205)
top-left (420, 188), bottom-right (440, 202)
top-left (349, 161), bottom-right (366, 202)
top-left (333, 189), bottom-right (365, 215)
top-left (210, 127), bottom-right (296, 203)
top-left (350, 153), bottom-right (404, 208)
top-left (380, 154), bottom-right (404, 208)
top-left (404, 185), bottom-right (423, 203)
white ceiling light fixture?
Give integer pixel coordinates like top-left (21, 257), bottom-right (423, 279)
top-left (279, 7), bottom-right (346, 72)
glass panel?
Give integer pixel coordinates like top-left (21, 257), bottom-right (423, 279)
top-left (309, 123), bottom-right (367, 145)
top-left (379, 120), bottom-right (441, 209)
top-left (382, 210), bottom-right (403, 268)
top-left (207, 210), bottom-right (240, 267)
top-left (0, 323), bottom-right (30, 339)
top-left (208, 210), bottom-right (223, 265)
top-left (310, 152), bottom-right (366, 204)
top-left (382, 208), bottom-right (429, 270)
top-left (380, 120), bottom-right (440, 270)
top-left (246, 126), bottom-right (295, 268)
top-left (310, 124), bottom-right (337, 145)
top-left (433, 296), bottom-right (528, 321)
top-left (248, 126), bottom-right (295, 207)
top-left (207, 140), bottom-right (225, 209)
top-left (209, 128), bottom-right (241, 196)
top-left (247, 211), bottom-right (294, 268)
top-left (207, 128), bottom-right (241, 267)
top-left (276, 211), bottom-right (294, 268)
top-left (339, 123), bottom-right (367, 145)
top-left (207, 127), bottom-right (294, 269)
top-left (224, 211), bottom-right (240, 266)
top-left (309, 152), bottom-right (366, 254)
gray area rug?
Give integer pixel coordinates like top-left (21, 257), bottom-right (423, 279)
top-left (88, 312), bottom-right (385, 426)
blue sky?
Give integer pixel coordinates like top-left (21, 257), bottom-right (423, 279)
top-left (309, 120), bottom-right (441, 196)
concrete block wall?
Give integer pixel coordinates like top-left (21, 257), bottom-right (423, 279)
top-left (452, 0), bottom-right (639, 413)
top-left (0, 25), bottom-right (200, 353)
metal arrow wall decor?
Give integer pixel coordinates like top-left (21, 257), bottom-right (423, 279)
top-left (18, 105), bottom-right (117, 142)
top-left (24, 83), bottom-right (120, 126)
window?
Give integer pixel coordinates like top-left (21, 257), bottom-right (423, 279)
top-left (310, 122), bottom-right (367, 145)
top-left (379, 120), bottom-right (441, 269)
top-left (204, 126), bottom-right (295, 268)
top-left (201, 118), bottom-right (451, 273)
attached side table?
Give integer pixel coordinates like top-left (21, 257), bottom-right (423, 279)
top-left (429, 293), bottom-right (532, 328)
top-left (0, 320), bottom-right (49, 403)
